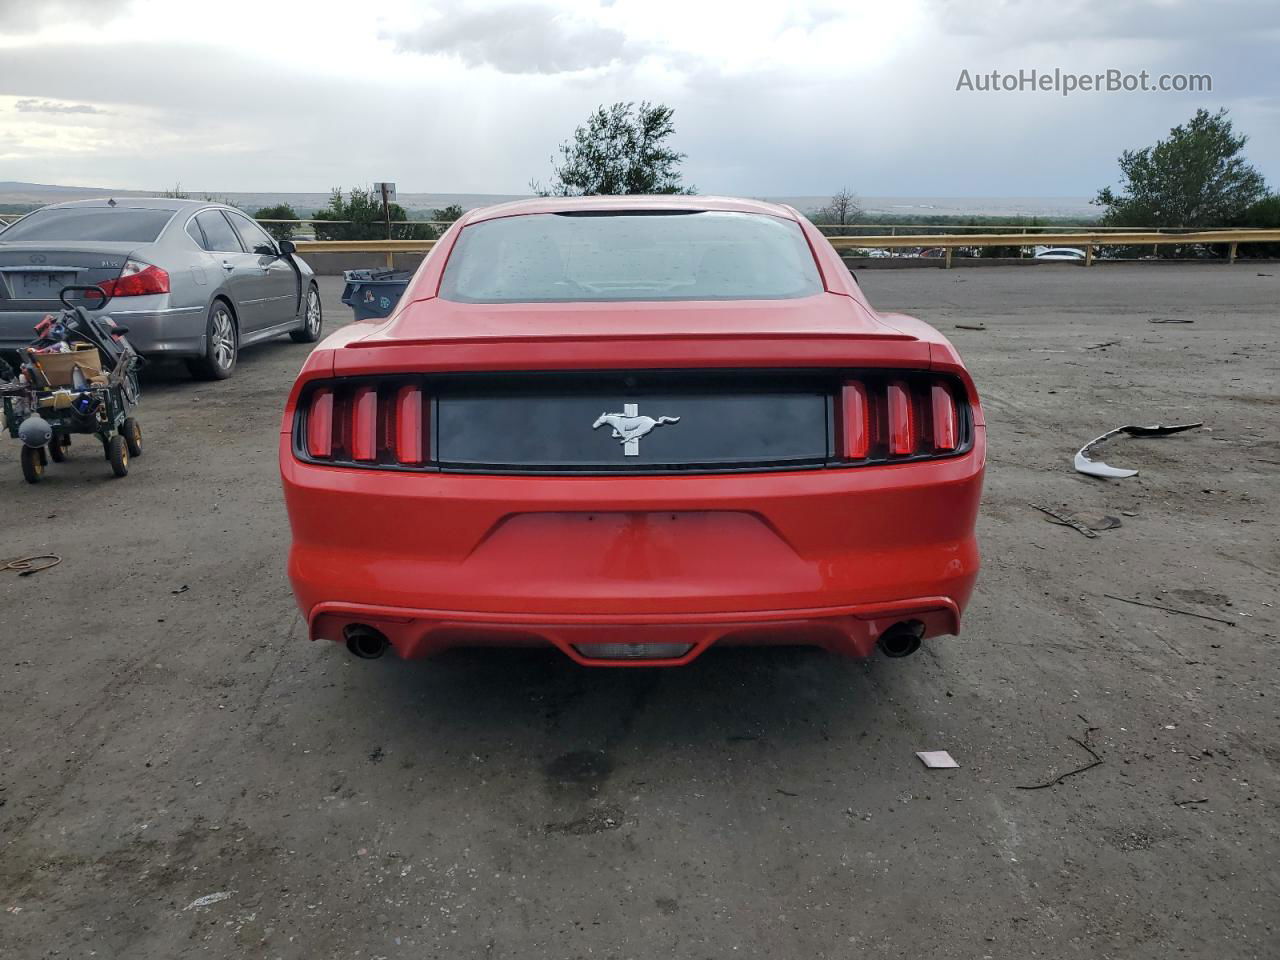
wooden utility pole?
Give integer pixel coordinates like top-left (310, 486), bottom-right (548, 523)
top-left (379, 182), bottom-right (393, 269)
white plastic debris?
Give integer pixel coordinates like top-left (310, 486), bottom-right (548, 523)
top-left (185, 891), bottom-right (232, 910)
top-left (916, 750), bottom-right (959, 769)
top-left (1073, 422), bottom-right (1202, 479)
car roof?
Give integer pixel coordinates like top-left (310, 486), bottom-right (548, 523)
top-left (462, 194), bottom-right (801, 225)
top-left (35, 197), bottom-right (227, 212)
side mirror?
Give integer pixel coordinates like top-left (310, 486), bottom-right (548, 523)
top-left (278, 239), bottom-right (296, 256)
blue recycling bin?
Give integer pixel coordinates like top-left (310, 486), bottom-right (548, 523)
top-left (340, 270), bottom-right (414, 321)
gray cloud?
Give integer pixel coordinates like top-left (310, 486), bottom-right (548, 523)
top-left (0, 1), bottom-right (1276, 198)
top-left (14, 98), bottom-right (105, 114)
top-left (928, 0), bottom-right (1280, 45)
top-left (390, 3), bottom-right (645, 74)
top-left (0, 0), bottom-right (131, 32)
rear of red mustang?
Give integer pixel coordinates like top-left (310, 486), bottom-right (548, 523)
top-left (280, 196), bottom-right (985, 666)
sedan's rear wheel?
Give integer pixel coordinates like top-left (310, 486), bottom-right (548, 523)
top-left (187, 301), bottom-right (237, 380)
top-left (290, 284), bottom-right (323, 343)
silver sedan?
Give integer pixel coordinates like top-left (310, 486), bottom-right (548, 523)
top-left (0, 197), bottom-right (322, 379)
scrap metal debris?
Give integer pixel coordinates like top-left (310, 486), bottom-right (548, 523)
top-left (2, 554), bottom-right (61, 577)
top-left (1149, 317), bottom-right (1195, 324)
top-left (1103, 594), bottom-right (1236, 626)
top-left (1017, 732), bottom-right (1102, 790)
top-left (1074, 422), bottom-right (1202, 479)
top-left (955, 323), bottom-right (987, 331)
top-left (1086, 340), bottom-right (1121, 350)
top-left (1030, 503), bottom-right (1100, 538)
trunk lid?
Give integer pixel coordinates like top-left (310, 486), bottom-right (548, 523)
top-left (357, 293), bottom-right (913, 347)
top-left (0, 242), bottom-right (136, 313)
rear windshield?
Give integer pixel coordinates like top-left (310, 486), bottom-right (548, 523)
top-left (0, 207), bottom-right (175, 243)
top-left (439, 211), bottom-right (823, 303)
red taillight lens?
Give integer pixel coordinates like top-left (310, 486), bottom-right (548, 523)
top-left (887, 381), bottom-right (915, 456)
top-left (394, 386), bottom-right (426, 465)
top-left (840, 381), bottom-right (870, 460)
top-left (840, 375), bottom-right (966, 461)
top-left (350, 385), bottom-right (378, 461)
top-left (302, 381), bottom-right (433, 466)
top-left (306, 388), bottom-right (333, 458)
top-left (931, 382), bottom-right (959, 452)
top-left (98, 259), bottom-right (170, 297)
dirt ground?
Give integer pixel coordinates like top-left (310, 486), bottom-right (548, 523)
top-left (1, 265), bottom-right (1276, 959)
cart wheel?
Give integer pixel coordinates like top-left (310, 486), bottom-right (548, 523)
top-left (21, 446), bottom-right (44, 483)
top-left (107, 434), bottom-right (129, 477)
top-left (47, 434), bottom-right (67, 462)
top-left (121, 417), bottom-right (143, 457)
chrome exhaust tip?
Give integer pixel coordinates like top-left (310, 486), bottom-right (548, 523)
top-left (344, 624), bottom-right (389, 660)
top-left (878, 621), bottom-right (924, 658)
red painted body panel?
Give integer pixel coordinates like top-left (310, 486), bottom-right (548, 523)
top-left (279, 197), bottom-right (985, 665)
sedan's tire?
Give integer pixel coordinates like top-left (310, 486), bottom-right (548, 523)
top-left (187, 300), bottom-right (238, 380)
top-left (290, 283), bottom-right (323, 343)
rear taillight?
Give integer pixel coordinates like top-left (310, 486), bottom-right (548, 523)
top-left (301, 381), bottom-right (432, 466)
top-left (838, 375), bottom-right (968, 462)
top-left (98, 259), bottom-right (169, 297)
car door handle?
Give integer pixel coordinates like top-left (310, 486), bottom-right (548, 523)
top-left (221, 260), bottom-right (235, 272)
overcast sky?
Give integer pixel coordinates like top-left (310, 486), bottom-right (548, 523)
top-left (1, 0), bottom-right (1277, 197)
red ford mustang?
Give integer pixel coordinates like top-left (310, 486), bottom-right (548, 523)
top-left (280, 196), bottom-right (985, 666)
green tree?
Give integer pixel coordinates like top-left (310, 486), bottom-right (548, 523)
top-left (311, 187), bottom-right (435, 241)
top-left (432, 203), bottom-right (464, 225)
top-left (536, 101), bottom-right (693, 196)
top-left (1093, 108), bottom-right (1269, 228)
top-left (1237, 193), bottom-right (1280, 257)
top-left (252, 203), bottom-right (300, 242)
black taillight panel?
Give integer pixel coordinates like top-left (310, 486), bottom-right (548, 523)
top-left (293, 370), bottom-right (974, 474)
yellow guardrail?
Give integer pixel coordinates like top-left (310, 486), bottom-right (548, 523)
top-left (293, 238), bottom-right (435, 267)
top-left (291, 229), bottom-right (1278, 269)
top-left (826, 229), bottom-right (1280, 266)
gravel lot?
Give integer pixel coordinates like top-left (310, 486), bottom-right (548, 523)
top-left (1, 265), bottom-right (1276, 959)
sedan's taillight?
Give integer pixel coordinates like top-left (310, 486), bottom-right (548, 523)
top-left (98, 259), bottom-right (170, 297)
top-left (301, 381), bottom-right (432, 466)
top-left (839, 375), bottom-right (968, 462)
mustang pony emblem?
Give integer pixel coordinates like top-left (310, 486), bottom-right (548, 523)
top-left (592, 403), bottom-right (680, 456)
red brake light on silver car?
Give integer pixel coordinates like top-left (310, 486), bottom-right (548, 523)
top-left (98, 259), bottom-right (170, 297)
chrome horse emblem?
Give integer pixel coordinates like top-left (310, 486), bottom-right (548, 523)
top-left (592, 403), bottom-right (681, 456)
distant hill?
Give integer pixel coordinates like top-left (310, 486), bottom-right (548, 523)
top-left (0, 182), bottom-right (529, 218)
top-left (0, 182), bottom-right (1101, 220)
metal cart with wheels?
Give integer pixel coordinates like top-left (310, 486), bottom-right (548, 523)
top-left (1, 285), bottom-right (143, 483)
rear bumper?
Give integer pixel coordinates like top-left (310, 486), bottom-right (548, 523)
top-left (0, 305), bottom-right (205, 356)
top-left (282, 430), bottom-right (985, 665)
top-left (310, 598), bottom-right (960, 666)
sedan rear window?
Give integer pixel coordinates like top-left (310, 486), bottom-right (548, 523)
top-left (0, 207), bottom-right (175, 243)
top-left (439, 211), bottom-right (823, 303)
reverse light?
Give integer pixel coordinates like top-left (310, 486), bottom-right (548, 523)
top-left (98, 259), bottom-right (169, 297)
